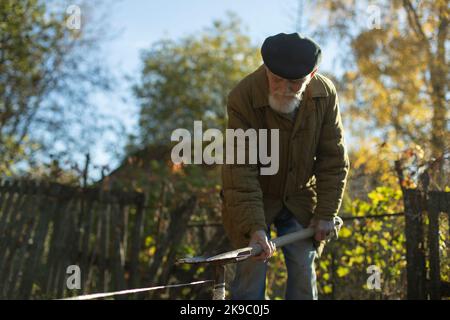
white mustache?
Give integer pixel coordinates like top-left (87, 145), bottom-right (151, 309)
top-left (273, 92), bottom-right (298, 97)
top-left (268, 94), bottom-right (301, 114)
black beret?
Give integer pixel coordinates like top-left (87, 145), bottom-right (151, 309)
top-left (261, 33), bottom-right (322, 80)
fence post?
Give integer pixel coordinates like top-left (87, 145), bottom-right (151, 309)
top-left (427, 192), bottom-right (441, 300)
top-left (404, 189), bottom-right (427, 299)
top-left (129, 194), bottom-right (145, 293)
top-left (212, 264), bottom-right (226, 300)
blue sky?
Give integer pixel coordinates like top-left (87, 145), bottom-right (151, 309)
top-left (103, 0), bottom-right (321, 72)
top-left (89, 0), bottom-right (340, 178)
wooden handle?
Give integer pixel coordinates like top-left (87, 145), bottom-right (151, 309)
top-left (251, 227), bottom-right (315, 256)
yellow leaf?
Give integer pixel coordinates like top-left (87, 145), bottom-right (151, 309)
top-left (340, 226), bottom-right (352, 238)
top-left (337, 267), bottom-right (350, 277)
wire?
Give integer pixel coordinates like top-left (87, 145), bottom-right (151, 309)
top-left (60, 280), bottom-right (214, 300)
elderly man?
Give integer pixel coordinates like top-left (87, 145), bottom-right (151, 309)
top-left (221, 33), bottom-right (349, 300)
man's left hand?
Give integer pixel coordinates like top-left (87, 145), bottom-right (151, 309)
top-left (309, 219), bottom-right (336, 241)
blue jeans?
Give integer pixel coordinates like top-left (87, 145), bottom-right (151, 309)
top-left (230, 206), bottom-right (318, 300)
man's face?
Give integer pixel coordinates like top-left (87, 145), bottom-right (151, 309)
top-left (266, 67), bottom-right (315, 113)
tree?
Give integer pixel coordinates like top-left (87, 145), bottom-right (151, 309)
top-left (125, 14), bottom-right (264, 298)
top-left (286, 2), bottom-right (449, 300)
top-left (300, 0), bottom-right (448, 188)
top-left (132, 12), bottom-right (261, 146)
top-left (0, 0), bottom-right (114, 176)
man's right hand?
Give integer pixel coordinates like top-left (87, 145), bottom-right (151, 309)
top-left (249, 230), bottom-right (276, 261)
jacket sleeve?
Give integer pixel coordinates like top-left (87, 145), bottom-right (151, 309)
top-left (221, 92), bottom-right (267, 238)
top-left (313, 86), bottom-right (350, 221)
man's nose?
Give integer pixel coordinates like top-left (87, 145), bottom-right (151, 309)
top-left (278, 81), bottom-right (293, 92)
top-left (288, 81), bottom-right (302, 92)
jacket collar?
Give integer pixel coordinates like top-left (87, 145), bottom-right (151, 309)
top-left (252, 64), bottom-right (329, 108)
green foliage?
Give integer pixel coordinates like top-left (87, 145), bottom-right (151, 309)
top-left (127, 15), bottom-right (266, 299)
top-left (265, 186), bottom-right (407, 300)
top-left (318, 186), bottom-right (407, 299)
top-left (133, 12), bottom-right (261, 145)
top-left (0, 0), bottom-right (113, 176)
top-left (313, 0), bottom-right (448, 159)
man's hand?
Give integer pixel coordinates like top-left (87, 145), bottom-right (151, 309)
top-left (249, 230), bottom-right (276, 262)
top-left (309, 219), bottom-right (336, 241)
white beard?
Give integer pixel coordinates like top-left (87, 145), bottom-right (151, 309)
top-left (268, 79), bottom-right (310, 114)
top-left (268, 93), bottom-right (302, 114)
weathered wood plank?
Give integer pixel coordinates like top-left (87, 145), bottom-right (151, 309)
top-left (19, 185), bottom-right (62, 299)
top-left (45, 197), bottom-right (75, 297)
top-left (111, 202), bottom-right (126, 297)
top-left (129, 195), bottom-right (145, 292)
top-left (0, 190), bottom-right (22, 289)
top-left (0, 181), bottom-right (23, 263)
top-left (97, 201), bottom-right (109, 293)
top-left (0, 183), bottom-right (34, 297)
top-left (85, 200), bottom-right (102, 293)
top-left (0, 179), bottom-right (147, 299)
top-left (404, 189), bottom-right (427, 300)
top-left (79, 198), bottom-right (95, 294)
top-left (56, 199), bottom-right (80, 297)
top-left (0, 180), bottom-right (8, 221)
top-left (7, 182), bottom-right (41, 298)
top-left (427, 193), bottom-right (441, 300)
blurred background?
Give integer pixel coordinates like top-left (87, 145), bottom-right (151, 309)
top-left (0, 0), bottom-right (448, 300)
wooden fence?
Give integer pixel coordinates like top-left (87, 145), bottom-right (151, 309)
top-left (0, 179), bottom-right (146, 299)
top-left (0, 178), bottom-right (448, 300)
top-left (403, 189), bottom-right (450, 300)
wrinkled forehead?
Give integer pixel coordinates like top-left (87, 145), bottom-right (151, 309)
top-left (265, 66), bottom-right (310, 83)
